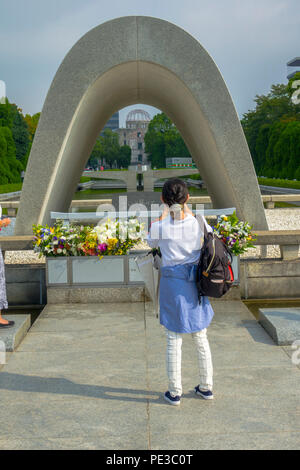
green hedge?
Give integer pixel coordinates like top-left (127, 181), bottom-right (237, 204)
top-left (258, 177), bottom-right (300, 190)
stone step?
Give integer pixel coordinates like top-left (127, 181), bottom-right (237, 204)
top-left (0, 314), bottom-right (31, 353)
top-left (258, 307), bottom-right (300, 345)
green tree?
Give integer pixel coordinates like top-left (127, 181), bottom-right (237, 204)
top-left (1, 126), bottom-right (23, 181)
top-left (262, 121), bottom-right (286, 177)
top-left (241, 77), bottom-right (300, 178)
top-left (144, 112), bottom-right (191, 168)
top-left (0, 98), bottom-right (13, 128)
top-left (165, 128), bottom-right (191, 159)
top-left (255, 123), bottom-right (271, 174)
top-left (88, 137), bottom-right (103, 168)
top-left (118, 144), bottom-right (131, 168)
top-left (99, 129), bottom-right (120, 168)
top-left (0, 126), bottom-right (23, 184)
top-left (9, 104), bottom-right (30, 161)
top-left (273, 121), bottom-right (300, 179)
top-left (0, 128), bottom-right (11, 184)
top-left (24, 112), bottom-right (40, 141)
top-left (88, 130), bottom-right (131, 169)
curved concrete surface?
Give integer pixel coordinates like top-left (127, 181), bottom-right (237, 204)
top-left (15, 16), bottom-right (268, 234)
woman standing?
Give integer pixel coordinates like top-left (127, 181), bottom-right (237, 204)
top-left (0, 218), bottom-right (14, 329)
top-left (147, 178), bottom-right (214, 405)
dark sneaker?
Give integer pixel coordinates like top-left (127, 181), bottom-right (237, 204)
top-left (0, 320), bottom-right (15, 329)
top-left (194, 385), bottom-right (214, 400)
top-left (164, 391), bottom-right (181, 406)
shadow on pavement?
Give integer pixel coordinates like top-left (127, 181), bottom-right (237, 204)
top-left (0, 372), bottom-right (164, 404)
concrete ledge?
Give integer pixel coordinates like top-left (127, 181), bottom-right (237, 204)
top-left (0, 236), bottom-right (33, 251)
top-left (47, 286), bottom-right (151, 304)
top-left (0, 314), bottom-right (31, 352)
top-left (240, 258), bottom-right (300, 299)
top-left (259, 308), bottom-right (300, 345)
top-left (242, 258), bottom-right (300, 278)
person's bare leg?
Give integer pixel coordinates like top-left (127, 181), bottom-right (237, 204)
top-left (0, 311), bottom-right (9, 325)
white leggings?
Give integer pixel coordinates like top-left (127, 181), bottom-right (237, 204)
top-left (165, 327), bottom-right (213, 397)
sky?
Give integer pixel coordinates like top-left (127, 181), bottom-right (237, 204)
top-left (0, 0), bottom-right (299, 127)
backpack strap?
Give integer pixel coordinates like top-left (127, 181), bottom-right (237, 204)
top-left (195, 213), bottom-right (209, 241)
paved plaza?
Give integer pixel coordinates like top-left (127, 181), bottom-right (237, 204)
top-left (0, 300), bottom-right (299, 450)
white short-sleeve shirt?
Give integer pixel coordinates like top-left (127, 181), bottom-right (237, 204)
top-left (147, 213), bottom-right (212, 267)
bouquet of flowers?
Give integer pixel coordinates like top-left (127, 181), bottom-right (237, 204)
top-left (0, 217), bottom-right (11, 231)
top-left (32, 220), bottom-right (87, 257)
top-left (92, 217), bottom-right (147, 257)
top-left (32, 217), bottom-right (146, 258)
top-left (211, 211), bottom-right (256, 256)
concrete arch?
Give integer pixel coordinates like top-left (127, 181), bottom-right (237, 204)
top-left (15, 16), bottom-right (268, 234)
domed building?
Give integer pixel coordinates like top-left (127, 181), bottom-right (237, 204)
top-left (116, 109), bottom-right (151, 165)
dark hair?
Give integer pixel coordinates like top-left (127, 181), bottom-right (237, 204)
top-left (161, 178), bottom-right (189, 207)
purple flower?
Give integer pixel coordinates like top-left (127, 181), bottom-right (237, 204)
top-left (98, 243), bottom-right (107, 252)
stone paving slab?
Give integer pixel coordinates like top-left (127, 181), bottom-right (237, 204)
top-left (0, 300), bottom-right (299, 450)
top-left (259, 308), bottom-right (300, 345)
top-left (149, 431), bottom-right (300, 451)
top-left (0, 315), bottom-right (31, 352)
top-left (0, 353), bottom-right (11, 372)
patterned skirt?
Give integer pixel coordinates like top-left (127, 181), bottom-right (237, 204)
top-left (0, 249), bottom-right (8, 310)
top-left (159, 262), bottom-right (214, 334)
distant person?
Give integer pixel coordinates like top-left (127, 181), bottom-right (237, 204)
top-left (147, 178), bottom-right (214, 405)
top-left (20, 170), bottom-right (25, 183)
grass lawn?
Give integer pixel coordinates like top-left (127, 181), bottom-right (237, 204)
top-left (0, 183), bottom-right (22, 194)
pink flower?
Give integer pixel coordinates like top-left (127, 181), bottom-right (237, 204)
top-left (98, 243), bottom-right (107, 252)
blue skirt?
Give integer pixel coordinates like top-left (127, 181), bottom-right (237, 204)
top-left (159, 263), bottom-right (214, 334)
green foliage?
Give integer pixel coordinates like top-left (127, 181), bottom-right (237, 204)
top-left (9, 103), bottom-right (30, 161)
top-left (1, 126), bottom-right (23, 180)
top-left (183, 173), bottom-right (201, 180)
top-left (0, 126), bottom-right (23, 184)
top-left (88, 137), bottom-right (103, 168)
top-left (144, 112), bottom-right (192, 168)
top-left (118, 145), bottom-right (131, 168)
top-left (0, 98), bottom-right (28, 183)
top-left (88, 129), bottom-right (132, 169)
top-left (24, 112), bottom-right (40, 141)
top-left (0, 98), bottom-right (13, 127)
top-left (0, 129), bottom-right (11, 184)
top-left (257, 177), bottom-right (300, 190)
top-left (0, 182), bottom-right (23, 194)
top-left (0, 99), bottom-right (34, 180)
top-left (80, 176), bottom-right (91, 183)
top-left (241, 78), bottom-right (300, 179)
top-left (273, 121), bottom-right (300, 179)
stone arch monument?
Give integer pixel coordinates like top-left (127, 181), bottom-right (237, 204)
top-left (15, 16), bottom-right (268, 234)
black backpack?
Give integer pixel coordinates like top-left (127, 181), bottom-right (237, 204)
top-left (196, 218), bottom-right (234, 300)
